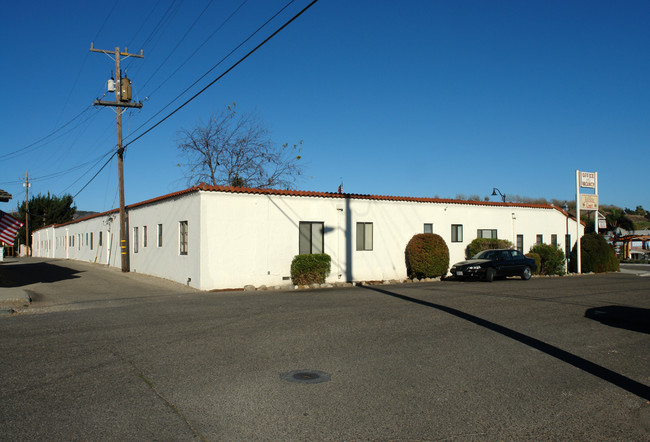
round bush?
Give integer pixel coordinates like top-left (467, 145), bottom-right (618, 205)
top-left (529, 244), bottom-right (565, 276)
top-left (291, 254), bottom-right (331, 285)
top-left (466, 238), bottom-right (514, 258)
top-left (405, 234), bottom-right (449, 279)
top-left (569, 233), bottom-right (619, 273)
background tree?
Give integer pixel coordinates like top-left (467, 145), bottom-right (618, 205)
top-left (604, 208), bottom-right (634, 235)
top-left (177, 103), bottom-right (303, 189)
top-left (16, 193), bottom-right (76, 247)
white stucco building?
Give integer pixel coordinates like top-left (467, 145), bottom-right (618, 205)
top-left (31, 184), bottom-right (584, 290)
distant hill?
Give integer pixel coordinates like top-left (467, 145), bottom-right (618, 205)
top-left (73, 211), bottom-right (99, 221)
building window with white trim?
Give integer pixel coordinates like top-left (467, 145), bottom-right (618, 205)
top-left (356, 222), bottom-right (373, 251)
top-left (99, 231), bottom-right (103, 247)
top-left (133, 227), bottom-right (139, 253)
top-left (477, 229), bottom-right (497, 239)
top-left (536, 234), bottom-right (543, 245)
top-left (157, 224), bottom-right (163, 247)
top-left (299, 221), bottom-right (324, 254)
top-left (451, 224), bottom-right (463, 242)
top-left (143, 226), bottom-right (148, 248)
top-left (517, 235), bottom-right (524, 253)
top-left (424, 223), bottom-right (433, 234)
top-left (90, 232), bottom-right (93, 250)
top-left (551, 234), bottom-right (557, 247)
top-left (179, 221), bottom-right (188, 255)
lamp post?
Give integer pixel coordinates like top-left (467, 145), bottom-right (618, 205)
top-left (491, 187), bottom-right (506, 202)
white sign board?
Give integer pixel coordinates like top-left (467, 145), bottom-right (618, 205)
top-left (580, 194), bottom-right (598, 210)
top-left (580, 171), bottom-right (596, 188)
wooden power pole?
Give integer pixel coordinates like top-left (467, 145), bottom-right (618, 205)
top-left (23, 172), bottom-right (30, 255)
top-left (90, 43), bottom-right (143, 272)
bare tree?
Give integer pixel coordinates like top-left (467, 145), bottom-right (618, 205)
top-left (177, 104), bottom-right (303, 188)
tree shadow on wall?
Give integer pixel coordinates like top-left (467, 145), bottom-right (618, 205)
top-left (585, 306), bottom-right (650, 335)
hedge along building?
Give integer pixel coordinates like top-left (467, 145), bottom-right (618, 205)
top-left (31, 184), bottom-right (584, 290)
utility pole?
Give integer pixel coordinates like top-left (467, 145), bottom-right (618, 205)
top-left (90, 43), bottom-right (143, 272)
top-left (23, 172), bottom-right (30, 256)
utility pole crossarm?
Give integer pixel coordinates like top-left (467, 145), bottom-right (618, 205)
top-left (90, 42), bottom-right (144, 58)
top-left (93, 99), bottom-right (143, 108)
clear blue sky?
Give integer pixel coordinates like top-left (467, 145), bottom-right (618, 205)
top-left (2, 0), bottom-right (648, 213)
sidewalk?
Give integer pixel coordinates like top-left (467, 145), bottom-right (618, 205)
top-left (0, 257), bottom-right (31, 314)
top-left (0, 288), bottom-right (30, 314)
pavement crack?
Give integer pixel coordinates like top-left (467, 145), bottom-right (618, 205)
top-left (128, 359), bottom-right (207, 441)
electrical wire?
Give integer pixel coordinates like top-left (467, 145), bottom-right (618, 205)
top-left (68, 150), bottom-right (118, 199)
top-left (0, 106), bottom-right (98, 160)
top-left (139, 0), bottom-right (216, 92)
top-left (127, 0), bottom-right (162, 48)
top-left (140, 0), bottom-right (249, 100)
top-left (125, 0), bottom-right (309, 147)
top-left (68, 0), bottom-right (319, 201)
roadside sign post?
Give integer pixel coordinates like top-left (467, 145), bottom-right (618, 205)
top-left (575, 170), bottom-right (598, 274)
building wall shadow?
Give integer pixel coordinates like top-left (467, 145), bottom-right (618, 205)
top-left (0, 259), bottom-right (82, 288)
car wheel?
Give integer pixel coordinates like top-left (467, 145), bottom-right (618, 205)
top-left (485, 268), bottom-right (495, 282)
top-left (521, 266), bottom-right (532, 280)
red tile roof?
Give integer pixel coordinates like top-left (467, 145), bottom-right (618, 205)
top-left (33, 183), bottom-right (580, 231)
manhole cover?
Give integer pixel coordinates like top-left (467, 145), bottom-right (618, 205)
top-left (280, 370), bottom-right (331, 384)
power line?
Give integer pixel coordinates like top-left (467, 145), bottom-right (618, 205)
top-left (127, 0), bottom-right (163, 48)
top-left (69, 0), bottom-right (319, 202)
top-left (139, 0), bottom-right (216, 92)
top-left (140, 0), bottom-right (250, 100)
top-left (125, 0), bottom-right (312, 148)
top-left (0, 106), bottom-right (98, 160)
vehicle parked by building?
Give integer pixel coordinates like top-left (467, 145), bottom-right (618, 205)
top-left (450, 249), bottom-right (536, 282)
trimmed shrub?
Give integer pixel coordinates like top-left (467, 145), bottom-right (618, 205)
top-left (290, 254), bottom-right (331, 285)
top-left (405, 233), bottom-right (449, 279)
top-left (525, 252), bottom-right (541, 275)
top-left (466, 238), bottom-right (515, 258)
top-left (529, 244), bottom-right (565, 276)
top-left (569, 233), bottom-right (619, 273)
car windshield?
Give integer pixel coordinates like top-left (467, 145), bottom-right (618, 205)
top-left (473, 250), bottom-right (496, 260)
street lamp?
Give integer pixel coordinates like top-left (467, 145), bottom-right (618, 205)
top-left (491, 187), bottom-right (506, 202)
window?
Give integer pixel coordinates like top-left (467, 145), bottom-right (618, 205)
top-left (99, 231), bottom-right (103, 247)
top-left (356, 222), bottom-right (373, 251)
top-left (179, 221), bottom-right (188, 255)
top-left (143, 226), bottom-right (147, 248)
top-left (133, 227), bottom-right (139, 253)
top-left (451, 224), bottom-right (463, 242)
top-left (86, 233), bottom-right (88, 246)
top-left (157, 224), bottom-right (163, 247)
top-left (477, 229), bottom-right (497, 239)
top-left (536, 234), bottom-right (543, 245)
top-left (565, 234), bottom-right (571, 253)
top-left (299, 221), bottom-right (324, 254)
top-left (517, 235), bottom-right (524, 253)
top-left (551, 234), bottom-right (557, 247)
top-left (90, 232), bottom-right (93, 250)
top-left (424, 223), bottom-right (433, 234)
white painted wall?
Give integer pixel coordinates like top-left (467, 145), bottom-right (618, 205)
top-left (32, 188), bottom-right (584, 290)
top-left (198, 191), bottom-right (583, 288)
top-left (127, 193), bottom-right (201, 288)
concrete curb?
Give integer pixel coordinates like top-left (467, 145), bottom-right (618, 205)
top-left (0, 288), bottom-right (31, 315)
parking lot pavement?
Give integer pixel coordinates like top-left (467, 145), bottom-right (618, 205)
top-left (620, 263), bottom-right (650, 277)
top-left (0, 258), bottom-right (649, 440)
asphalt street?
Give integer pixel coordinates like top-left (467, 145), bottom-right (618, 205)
top-left (1, 258), bottom-right (649, 440)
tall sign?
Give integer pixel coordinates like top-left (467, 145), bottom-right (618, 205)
top-left (575, 170), bottom-right (599, 274)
